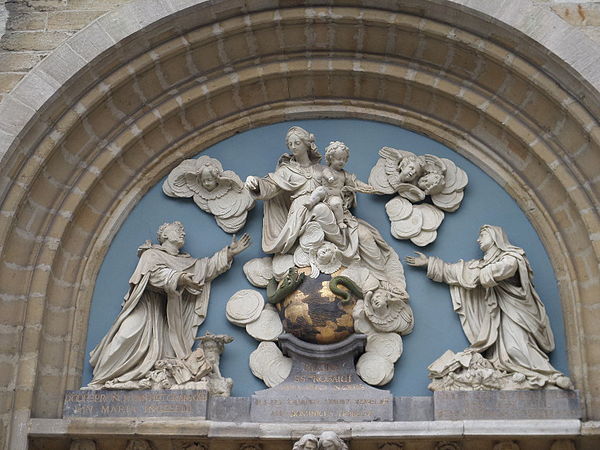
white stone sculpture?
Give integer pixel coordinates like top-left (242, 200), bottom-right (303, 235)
top-left (225, 289), bottom-right (264, 327)
top-left (369, 146), bottom-right (468, 246)
top-left (87, 222), bottom-right (250, 390)
top-left (317, 432), bottom-right (349, 450)
top-left (406, 224), bottom-right (572, 390)
top-left (243, 257), bottom-right (274, 288)
top-left (163, 155), bottom-right (255, 233)
top-left (292, 434), bottom-right (319, 450)
top-left (249, 341), bottom-right (292, 388)
top-left (192, 332), bottom-right (234, 396)
top-left (245, 127), bottom-right (408, 293)
top-left (356, 351), bottom-right (394, 386)
top-left (238, 126), bottom-right (414, 388)
top-left (246, 304), bottom-right (283, 341)
top-left (304, 140), bottom-right (376, 230)
top-left (351, 284), bottom-right (413, 385)
top-left (292, 432), bottom-right (348, 450)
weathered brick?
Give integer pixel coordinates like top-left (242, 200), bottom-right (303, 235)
top-left (6, 12), bottom-right (47, 31)
top-left (0, 73), bottom-right (24, 93)
top-left (1, 31), bottom-right (72, 52)
top-left (66, 0), bottom-right (126, 10)
top-left (0, 52), bottom-right (44, 72)
top-left (47, 10), bottom-right (105, 31)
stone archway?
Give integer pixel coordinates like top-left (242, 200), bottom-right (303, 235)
top-left (0, 1), bottom-right (599, 448)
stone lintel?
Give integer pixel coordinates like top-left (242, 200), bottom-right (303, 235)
top-left (28, 418), bottom-right (583, 439)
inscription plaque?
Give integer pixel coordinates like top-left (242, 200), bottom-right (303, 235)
top-left (434, 390), bottom-right (581, 420)
top-left (63, 389), bottom-right (208, 418)
top-left (251, 334), bottom-right (393, 422)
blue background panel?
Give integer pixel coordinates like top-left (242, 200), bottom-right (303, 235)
top-left (83, 119), bottom-right (568, 397)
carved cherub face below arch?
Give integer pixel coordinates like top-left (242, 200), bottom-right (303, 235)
top-left (418, 171), bottom-right (445, 195)
top-left (198, 164), bottom-right (221, 191)
top-left (163, 155), bottom-right (255, 233)
top-left (397, 155), bottom-right (424, 183)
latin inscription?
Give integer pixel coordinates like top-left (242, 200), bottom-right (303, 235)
top-left (250, 334), bottom-right (394, 422)
top-left (433, 390), bottom-right (581, 420)
top-left (63, 390), bottom-right (208, 418)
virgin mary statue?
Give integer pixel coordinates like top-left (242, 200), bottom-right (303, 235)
top-left (245, 126), bottom-right (406, 292)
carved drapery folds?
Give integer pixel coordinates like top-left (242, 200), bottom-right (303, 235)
top-left (369, 147), bottom-right (468, 246)
top-left (406, 225), bottom-right (571, 391)
top-left (163, 156), bottom-right (255, 233)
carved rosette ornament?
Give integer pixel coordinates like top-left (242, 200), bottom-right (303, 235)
top-left (163, 155), bottom-right (255, 233)
top-left (435, 443), bottom-right (461, 450)
top-left (126, 440), bottom-right (153, 450)
top-left (178, 443), bottom-right (208, 450)
top-left (550, 440), bottom-right (576, 450)
top-left (368, 147), bottom-right (468, 246)
top-left (406, 225), bottom-right (572, 391)
top-left (493, 442), bottom-right (520, 450)
top-left (239, 444), bottom-right (263, 450)
top-left (293, 432), bottom-right (348, 450)
top-left (69, 439), bottom-right (97, 450)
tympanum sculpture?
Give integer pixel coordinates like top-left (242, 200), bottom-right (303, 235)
top-left (369, 147), bottom-right (468, 246)
top-left (292, 432), bottom-right (348, 450)
top-left (163, 156), bottom-right (255, 233)
top-left (406, 225), bottom-right (571, 390)
top-left (87, 221), bottom-right (250, 390)
top-left (236, 126), bottom-right (413, 387)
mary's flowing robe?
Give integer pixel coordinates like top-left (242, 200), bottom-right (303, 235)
top-left (426, 248), bottom-right (561, 384)
top-left (89, 245), bottom-right (230, 386)
top-left (253, 159), bottom-right (406, 292)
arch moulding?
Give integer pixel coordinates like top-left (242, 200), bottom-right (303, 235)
top-left (0, 0), bottom-right (599, 448)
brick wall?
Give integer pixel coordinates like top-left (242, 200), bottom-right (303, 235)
top-left (0, 1), bottom-right (599, 105)
top-left (0, 0), bottom-right (125, 103)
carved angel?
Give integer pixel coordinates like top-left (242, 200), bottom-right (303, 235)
top-left (352, 283), bottom-right (414, 386)
top-left (163, 156), bottom-right (255, 233)
top-left (368, 147), bottom-right (468, 246)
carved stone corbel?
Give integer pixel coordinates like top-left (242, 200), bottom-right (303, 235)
top-left (125, 440), bottom-right (153, 450)
top-left (69, 439), bottom-right (96, 450)
top-left (493, 442), bottom-right (520, 450)
top-left (435, 443), bottom-right (461, 450)
top-left (550, 440), bottom-right (576, 450)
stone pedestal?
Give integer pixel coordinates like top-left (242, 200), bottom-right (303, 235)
top-left (250, 334), bottom-right (393, 422)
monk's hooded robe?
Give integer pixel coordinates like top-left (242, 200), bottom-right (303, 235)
top-left (89, 243), bottom-right (230, 386)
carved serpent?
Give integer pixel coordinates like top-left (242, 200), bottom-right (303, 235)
top-left (266, 268), bottom-right (362, 305)
top-left (329, 275), bottom-right (363, 303)
top-left (266, 267), bottom-right (305, 304)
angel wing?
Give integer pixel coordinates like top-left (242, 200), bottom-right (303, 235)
top-left (164, 156), bottom-right (255, 233)
top-left (162, 159), bottom-right (201, 198)
top-left (368, 147), bottom-right (417, 194)
top-left (203, 186), bottom-right (255, 233)
top-left (430, 158), bottom-right (468, 212)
